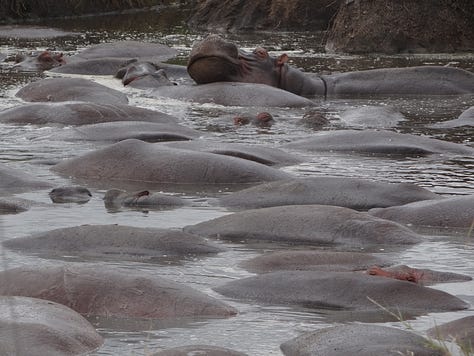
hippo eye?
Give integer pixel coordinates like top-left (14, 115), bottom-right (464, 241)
top-left (253, 48), bottom-right (268, 59)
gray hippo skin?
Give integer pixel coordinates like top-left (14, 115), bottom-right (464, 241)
top-left (280, 324), bottom-right (444, 356)
top-left (0, 296), bottom-right (103, 356)
top-left (0, 102), bottom-right (178, 126)
top-left (219, 177), bottom-right (440, 210)
top-left (0, 197), bottom-right (33, 214)
top-left (428, 315), bottom-right (474, 351)
top-left (431, 105), bottom-right (474, 128)
top-left (152, 82), bottom-right (314, 107)
top-left (55, 121), bottom-right (201, 143)
top-left (161, 140), bottom-right (303, 166)
top-left (185, 205), bottom-right (423, 248)
top-left (50, 40), bottom-right (178, 75)
top-left (187, 35), bottom-right (474, 96)
top-left (151, 345), bottom-right (247, 356)
top-left (0, 164), bottom-right (52, 194)
top-left (240, 251), bottom-right (390, 274)
top-left (2, 224), bottom-right (223, 263)
top-left (104, 189), bottom-right (186, 210)
top-left (52, 139), bottom-right (291, 185)
top-left (16, 78), bottom-right (128, 105)
top-left (369, 194), bottom-right (474, 228)
top-left (282, 129), bottom-right (474, 156)
top-left (116, 61), bottom-right (193, 85)
top-left (49, 186), bottom-right (92, 203)
top-left (0, 264), bottom-right (237, 319)
top-left (214, 271), bottom-right (468, 320)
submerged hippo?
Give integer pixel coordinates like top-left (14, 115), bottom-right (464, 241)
top-left (151, 345), bottom-right (247, 356)
top-left (281, 324), bottom-right (444, 356)
top-left (369, 194), bottom-right (474, 229)
top-left (52, 139), bottom-right (291, 185)
top-left (14, 50), bottom-right (66, 71)
top-left (0, 164), bottom-right (52, 194)
top-left (430, 105), bottom-right (474, 128)
top-left (3, 224), bottom-right (223, 263)
top-left (16, 78), bottom-right (128, 105)
top-left (0, 102), bottom-right (178, 126)
top-left (214, 270), bottom-right (468, 321)
top-left (49, 186), bottom-right (92, 203)
top-left (187, 35), bottom-right (474, 97)
top-left (0, 264), bottom-right (236, 319)
top-left (218, 177), bottom-right (440, 210)
top-left (104, 189), bottom-right (186, 210)
top-left (116, 61), bottom-right (176, 88)
top-left (0, 296), bottom-right (103, 356)
top-left (185, 204), bottom-right (423, 248)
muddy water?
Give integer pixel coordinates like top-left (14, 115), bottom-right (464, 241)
top-left (0, 9), bottom-right (474, 355)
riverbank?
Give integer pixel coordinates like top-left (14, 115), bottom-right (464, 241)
top-left (0, 0), bottom-right (186, 23)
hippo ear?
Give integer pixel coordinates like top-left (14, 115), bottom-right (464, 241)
top-left (277, 54), bottom-right (289, 67)
top-left (38, 51), bottom-right (52, 61)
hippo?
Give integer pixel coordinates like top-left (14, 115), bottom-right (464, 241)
top-left (2, 224), bottom-right (224, 263)
top-left (184, 205), bottom-right (423, 248)
top-left (52, 139), bottom-right (291, 185)
top-left (430, 106), bottom-right (474, 128)
top-left (233, 112), bottom-right (274, 127)
top-left (49, 40), bottom-right (178, 75)
top-left (0, 164), bottom-right (52, 194)
top-left (104, 189), bottom-right (186, 210)
top-left (116, 61), bottom-right (176, 88)
top-left (0, 102), bottom-right (178, 126)
top-left (0, 264), bottom-right (237, 319)
top-left (367, 265), bottom-right (472, 285)
top-left (240, 251), bottom-right (390, 274)
top-left (369, 194), bottom-right (474, 229)
top-left (161, 140), bottom-right (302, 166)
top-left (151, 345), bottom-right (247, 356)
top-left (214, 270), bottom-right (468, 321)
top-left (152, 82), bottom-right (315, 107)
top-left (427, 315), bottom-right (474, 351)
top-left (218, 177), bottom-right (440, 210)
top-left (0, 197), bottom-right (33, 214)
top-left (14, 50), bottom-right (66, 71)
top-left (16, 78), bottom-right (128, 105)
top-left (337, 105), bottom-right (406, 128)
top-left (280, 324), bottom-right (444, 356)
top-left (282, 129), bottom-right (474, 156)
top-left (0, 296), bottom-right (103, 356)
top-left (187, 35), bottom-right (474, 97)
top-left (49, 186), bottom-right (92, 203)
top-left (55, 121), bottom-right (201, 143)
top-left (297, 109), bottom-right (331, 130)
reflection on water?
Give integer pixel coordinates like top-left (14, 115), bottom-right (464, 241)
top-left (0, 9), bottom-right (473, 356)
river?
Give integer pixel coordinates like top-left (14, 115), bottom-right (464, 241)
top-left (0, 7), bottom-right (473, 355)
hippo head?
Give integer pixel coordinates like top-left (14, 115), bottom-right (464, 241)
top-left (15, 51), bottom-right (66, 71)
top-left (187, 35), bottom-right (289, 87)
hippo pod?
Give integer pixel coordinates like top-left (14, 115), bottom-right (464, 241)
top-left (52, 139), bottom-right (291, 185)
top-left (187, 34), bottom-right (474, 97)
top-left (218, 176), bottom-right (440, 210)
top-left (16, 77), bottom-right (128, 105)
top-left (281, 324), bottom-right (444, 356)
top-left (282, 129), bottom-right (474, 156)
top-left (214, 270), bottom-right (468, 321)
top-left (0, 101), bottom-right (178, 126)
top-left (2, 224), bottom-right (224, 263)
top-left (0, 296), bottom-right (103, 356)
top-left (369, 194), bottom-right (474, 229)
top-left (185, 204), bottom-right (423, 248)
top-left (0, 264), bottom-right (237, 319)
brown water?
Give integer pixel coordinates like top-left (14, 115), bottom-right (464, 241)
top-left (0, 8), bottom-right (473, 355)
